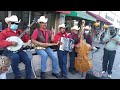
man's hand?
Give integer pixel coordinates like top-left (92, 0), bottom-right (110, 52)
top-left (42, 43), bottom-right (50, 48)
top-left (23, 40), bottom-right (31, 47)
top-left (76, 43), bottom-right (80, 48)
top-left (111, 38), bottom-right (117, 42)
top-left (11, 41), bottom-right (18, 46)
top-left (57, 41), bottom-right (62, 45)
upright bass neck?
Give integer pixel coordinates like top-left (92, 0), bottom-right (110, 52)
top-left (79, 20), bottom-right (85, 40)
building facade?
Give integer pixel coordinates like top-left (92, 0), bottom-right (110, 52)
top-left (0, 11), bottom-right (70, 34)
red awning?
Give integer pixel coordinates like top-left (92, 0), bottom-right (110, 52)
top-left (56, 11), bottom-right (71, 14)
top-left (86, 11), bottom-right (113, 25)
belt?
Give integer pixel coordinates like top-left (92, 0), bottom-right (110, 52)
top-left (12, 51), bottom-right (18, 53)
top-left (35, 47), bottom-right (46, 50)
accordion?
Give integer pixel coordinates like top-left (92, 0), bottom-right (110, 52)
top-left (59, 37), bottom-right (74, 52)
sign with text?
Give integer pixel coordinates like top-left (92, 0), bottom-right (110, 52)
top-left (59, 14), bottom-right (65, 24)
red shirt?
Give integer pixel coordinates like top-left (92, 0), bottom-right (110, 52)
top-left (67, 32), bottom-right (80, 46)
top-left (0, 28), bottom-right (29, 48)
top-left (31, 27), bottom-right (52, 43)
top-left (53, 31), bottom-right (67, 43)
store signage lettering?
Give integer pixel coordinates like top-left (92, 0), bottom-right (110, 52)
top-left (117, 20), bottom-right (120, 25)
top-left (105, 14), bottom-right (114, 22)
top-left (117, 20), bottom-right (120, 23)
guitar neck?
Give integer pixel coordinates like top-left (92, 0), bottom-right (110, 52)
top-left (19, 21), bottom-right (36, 38)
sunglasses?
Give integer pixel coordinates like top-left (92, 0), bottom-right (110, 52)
top-left (11, 22), bottom-right (19, 25)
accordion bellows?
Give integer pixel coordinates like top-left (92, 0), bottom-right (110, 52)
top-left (59, 37), bottom-right (74, 52)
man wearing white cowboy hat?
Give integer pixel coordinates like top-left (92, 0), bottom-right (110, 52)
top-left (31, 16), bottom-right (60, 79)
top-left (0, 15), bottom-right (32, 79)
top-left (53, 23), bottom-right (69, 79)
top-left (67, 25), bottom-right (80, 75)
top-left (83, 25), bottom-right (93, 46)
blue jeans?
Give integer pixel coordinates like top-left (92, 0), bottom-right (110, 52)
top-left (69, 48), bottom-right (76, 70)
top-left (3, 50), bottom-right (32, 79)
top-left (36, 47), bottom-right (59, 73)
top-left (57, 49), bottom-right (68, 77)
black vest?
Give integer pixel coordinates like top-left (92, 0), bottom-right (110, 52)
top-left (36, 29), bottom-right (51, 43)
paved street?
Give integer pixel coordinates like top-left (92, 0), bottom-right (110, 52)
top-left (6, 39), bottom-right (120, 79)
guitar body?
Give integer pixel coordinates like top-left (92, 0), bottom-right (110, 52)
top-left (6, 36), bottom-right (24, 51)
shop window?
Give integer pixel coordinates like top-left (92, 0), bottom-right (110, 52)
top-left (45, 11), bottom-right (56, 30)
top-left (0, 11), bottom-right (8, 31)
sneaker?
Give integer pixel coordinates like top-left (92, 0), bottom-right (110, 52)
top-left (101, 71), bottom-right (106, 74)
top-left (107, 74), bottom-right (112, 78)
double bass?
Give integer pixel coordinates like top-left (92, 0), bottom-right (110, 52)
top-left (74, 20), bottom-right (93, 73)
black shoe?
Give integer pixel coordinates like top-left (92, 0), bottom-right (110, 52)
top-left (62, 76), bottom-right (69, 79)
top-left (41, 72), bottom-right (45, 79)
top-left (73, 68), bottom-right (79, 73)
top-left (25, 77), bottom-right (32, 79)
top-left (52, 73), bottom-right (60, 79)
top-left (69, 70), bottom-right (76, 75)
top-left (69, 68), bottom-right (72, 72)
top-left (15, 76), bottom-right (22, 79)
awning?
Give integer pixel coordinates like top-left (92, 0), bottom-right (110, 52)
top-left (56, 11), bottom-right (71, 14)
top-left (66, 11), bottom-right (96, 22)
top-left (86, 11), bottom-right (113, 25)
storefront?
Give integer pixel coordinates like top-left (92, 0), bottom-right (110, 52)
top-left (0, 11), bottom-right (70, 34)
top-left (0, 11), bottom-right (8, 31)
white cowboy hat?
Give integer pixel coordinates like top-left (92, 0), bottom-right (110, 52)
top-left (58, 23), bottom-right (66, 29)
top-left (84, 26), bottom-right (91, 30)
top-left (5, 15), bottom-right (21, 24)
top-left (37, 16), bottom-right (48, 23)
top-left (71, 25), bottom-right (80, 30)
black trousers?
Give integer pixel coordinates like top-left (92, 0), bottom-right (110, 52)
top-left (102, 48), bottom-right (116, 74)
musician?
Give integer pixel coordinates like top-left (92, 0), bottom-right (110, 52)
top-left (102, 26), bottom-right (120, 78)
top-left (53, 23), bottom-right (68, 79)
top-left (83, 25), bottom-right (92, 46)
top-left (0, 15), bottom-right (32, 79)
top-left (31, 16), bottom-right (60, 79)
top-left (67, 25), bottom-right (80, 75)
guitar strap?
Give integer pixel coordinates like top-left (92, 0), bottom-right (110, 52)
top-left (18, 30), bottom-right (21, 36)
top-left (106, 34), bottom-right (116, 44)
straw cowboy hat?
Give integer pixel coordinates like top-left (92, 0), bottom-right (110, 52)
top-left (38, 16), bottom-right (48, 23)
top-left (5, 15), bottom-right (21, 24)
top-left (58, 23), bottom-right (66, 29)
top-left (71, 25), bottom-right (80, 30)
top-left (94, 22), bottom-right (100, 27)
